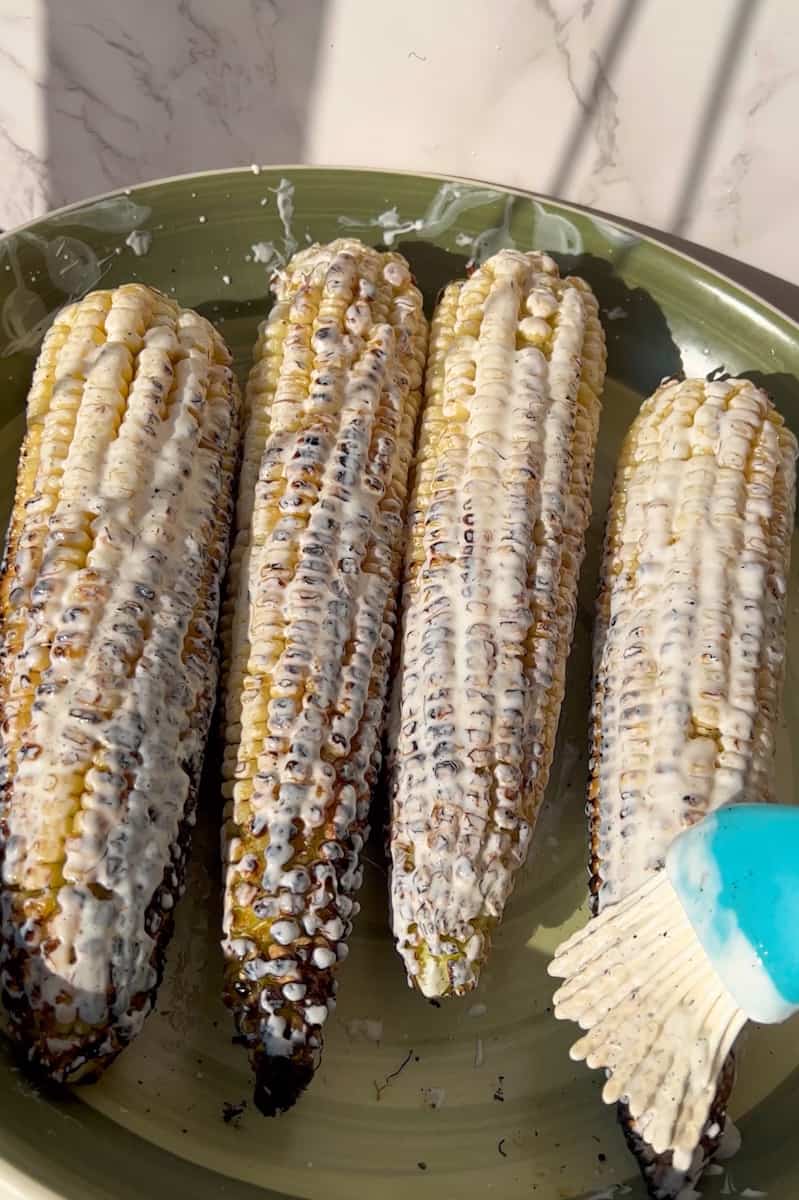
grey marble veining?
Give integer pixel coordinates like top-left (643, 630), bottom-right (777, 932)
top-left (1, 0), bottom-right (797, 282)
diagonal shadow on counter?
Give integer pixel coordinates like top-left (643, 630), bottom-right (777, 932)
top-left (669, 0), bottom-right (762, 236)
top-left (43, 0), bottom-right (328, 211)
top-left (547, 0), bottom-right (642, 202)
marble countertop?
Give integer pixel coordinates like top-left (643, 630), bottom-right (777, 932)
top-left (1, 0), bottom-right (797, 286)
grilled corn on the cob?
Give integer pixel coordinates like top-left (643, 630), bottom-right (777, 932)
top-left (388, 248), bottom-right (606, 998)
top-left (588, 377), bottom-right (797, 1198)
top-left (220, 239), bottom-right (427, 1114)
top-left (0, 284), bottom-right (240, 1080)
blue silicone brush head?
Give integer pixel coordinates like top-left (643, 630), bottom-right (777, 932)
top-left (666, 803), bottom-right (799, 1024)
top-left (549, 801), bottom-right (799, 1167)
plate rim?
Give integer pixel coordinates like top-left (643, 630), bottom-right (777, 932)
top-left (3, 162), bottom-right (798, 344)
top-left (0, 162), bottom-right (796, 1200)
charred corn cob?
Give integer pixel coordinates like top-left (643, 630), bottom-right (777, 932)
top-left (388, 248), bottom-right (606, 998)
top-left (0, 284), bottom-right (240, 1081)
top-left (588, 377), bottom-right (797, 1198)
top-left (220, 239), bottom-right (427, 1114)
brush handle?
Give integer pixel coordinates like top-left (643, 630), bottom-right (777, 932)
top-left (666, 803), bottom-right (799, 1023)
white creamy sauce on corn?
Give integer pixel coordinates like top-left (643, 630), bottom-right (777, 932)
top-left (577, 376), bottom-right (796, 1185)
top-left (0, 285), bottom-right (238, 1069)
top-left (593, 378), bottom-right (797, 910)
top-left (220, 240), bottom-right (426, 1074)
top-left (389, 249), bottom-right (606, 997)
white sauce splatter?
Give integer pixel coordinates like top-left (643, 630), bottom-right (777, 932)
top-left (49, 195), bottom-right (152, 234)
top-left (249, 179), bottom-right (298, 276)
top-left (337, 185), bottom-right (584, 264)
top-left (421, 1086), bottom-right (446, 1109)
top-left (251, 241), bottom-right (281, 267)
top-left (125, 230), bottom-right (152, 257)
top-left (271, 177), bottom-right (297, 257)
top-left (456, 196), bottom-right (516, 266)
top-left (338, 181), bottom-right (511, 258)
top-left (345, 1018), bottom-right (383, 1043)
top-left (528, 199), bottom-right (583, 254)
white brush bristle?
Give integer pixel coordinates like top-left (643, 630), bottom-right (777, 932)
top-left (548, 872), bottom-right (748, 1171)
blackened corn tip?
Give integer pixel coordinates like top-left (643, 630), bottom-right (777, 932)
top-left (252, 1052), bottom-right (317, 1117)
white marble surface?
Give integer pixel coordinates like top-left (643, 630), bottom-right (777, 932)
top-left (0, 0), bottom-right (797, 282)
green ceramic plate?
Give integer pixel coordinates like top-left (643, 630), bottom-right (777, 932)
top-left (0, 167), bottom-right (796, 1200)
